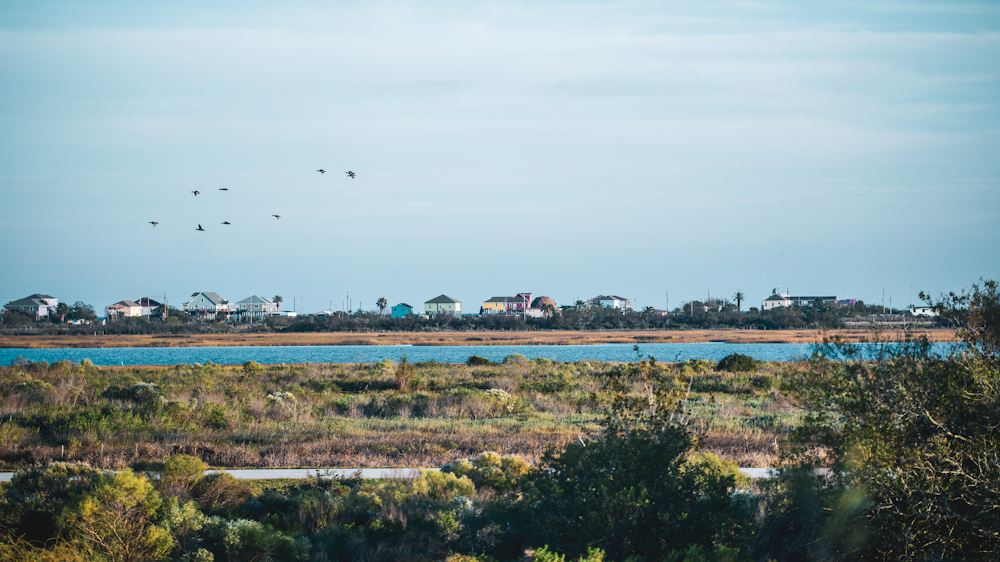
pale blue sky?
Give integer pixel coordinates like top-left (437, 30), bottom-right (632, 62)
top-left (2, 1), bottom-right (998, 314)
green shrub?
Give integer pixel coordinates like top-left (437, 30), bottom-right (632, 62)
top-left (467, 355), bottom-right (493, 366)
top-left (716, 354), bottom-right (762, 373)
top-left (502, 354), bottom-right (529, 365)
top-left (442, 452), bottom-right (533, 495)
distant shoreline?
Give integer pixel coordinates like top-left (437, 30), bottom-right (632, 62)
top-left (0, 328), bottom-right (957, 349)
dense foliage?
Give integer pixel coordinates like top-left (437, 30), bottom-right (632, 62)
top-left (762, 279), bottom-right (1000, 561)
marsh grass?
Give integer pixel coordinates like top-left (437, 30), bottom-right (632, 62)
top-left (0, 358), bottom-right (804, 469)
top-left (0, 327), bottom-right (956, 350)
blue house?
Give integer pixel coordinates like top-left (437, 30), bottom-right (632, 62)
top-left (391, 303), bottom-right (414, 318)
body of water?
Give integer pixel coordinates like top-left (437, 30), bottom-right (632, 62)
top-left (0, 342), bottom-right (952, 366)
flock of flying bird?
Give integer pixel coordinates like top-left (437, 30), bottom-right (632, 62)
top-left (148, 170), bottom-right (356, 231)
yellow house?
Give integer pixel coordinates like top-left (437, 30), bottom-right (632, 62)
top-left (481, 297), bottom-right (509, 314)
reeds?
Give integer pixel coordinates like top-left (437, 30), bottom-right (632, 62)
top-left (0, 327), bottom-right (956, 349)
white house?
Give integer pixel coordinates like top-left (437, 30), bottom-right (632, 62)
top-left (762, 291), bottom-right (791, 311)
top-left (234, 295), bottom-right (278, 318)
top-left (183, 292), bottom-right (232, 315)
top-left (107, 300), bottom-right (142, 318)
top-left (135, 297), bottom-right (162, 317)
top-left (763, 289), bottom-right (838, 311)
top-left (587, 295), bottom-right (632, 310)
top-left (908, 305), bottom-right (938, 317)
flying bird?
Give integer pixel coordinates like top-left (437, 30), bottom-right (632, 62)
top-left (219, 188), bottom-right (228, 191)
top-left (317, 169), bottom-right (326, 174)
top-left (346, 171), bottom-right (356, 179)
top-left (192, 190), bottom-right (200, 196)
top-left (196, 224), bottom-right (205, 231)
top-left (272, 215), bottom-right (281, 220)
top-left (222, 221), bottom-right (230, 225)
top-left (149, 221), bottom-right (158, 227)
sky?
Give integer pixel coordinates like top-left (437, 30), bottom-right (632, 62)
top-left (1, 0), bottom-right (998, 314)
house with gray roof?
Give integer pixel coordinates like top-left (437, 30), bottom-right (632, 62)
top-left (424, 295), bottom-right (462, 316)
top-left (183, 292), bottom-right (232, 315)
top-left (3, 294), bottom-right (58, 318)
top-left (234, 295), bottom-right (277, 318)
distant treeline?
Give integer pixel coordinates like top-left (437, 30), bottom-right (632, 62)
top-left (1, 299), bottom-right (941, 335)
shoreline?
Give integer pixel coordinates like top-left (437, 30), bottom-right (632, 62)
top-left (0, 328), bottom-right (956, 349)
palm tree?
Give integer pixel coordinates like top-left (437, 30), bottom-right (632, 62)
top-left (541, 303), bottom-right (557, 317)
top-left (574, 300), bottom-right (587, 310)
top-left (376, 297), bottom-right (388, 317)
top-left (733, 291), bottom-right (745, 312)
top-left (642, 306), bottom-right (656, 315)
top-left (273, 295), bottom-right (283, 311)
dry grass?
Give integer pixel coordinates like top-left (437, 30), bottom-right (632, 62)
top-left (0, 328), bottom-right (956, 349)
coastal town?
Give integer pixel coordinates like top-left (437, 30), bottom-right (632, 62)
top-left (2, 289), bottom-right (940, 323)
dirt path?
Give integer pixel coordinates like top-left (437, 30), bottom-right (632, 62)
top-left (0, 328), bottom-right (956, 349)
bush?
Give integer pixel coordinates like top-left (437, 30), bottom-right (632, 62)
top-left (191, 473), bottom-right (253, 511)
top-left (0, 462), bottom-right (102, 543)
top-left (716, 353), bottom-right (762, 373)
top-left (467, 355), bottom-right (493, 366)
top-left (502, 354), bottom-right (529, 365)
top-left (442, 452), bottom-right (533, 495)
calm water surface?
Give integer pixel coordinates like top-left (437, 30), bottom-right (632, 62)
top-left (0, 342), bottom-right (952, 366)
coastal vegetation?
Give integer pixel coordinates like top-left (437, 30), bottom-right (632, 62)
top-left (0, 279), bottom-right (994, 561)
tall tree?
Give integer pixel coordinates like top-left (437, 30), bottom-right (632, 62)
top-left (273, 295), bottom-right (283, 310)
top-left (733, 291), bottom-right (745, 312)
top-left (376, 297), bottom-right (388, 317)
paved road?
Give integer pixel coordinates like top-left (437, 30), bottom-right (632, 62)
top-left (1, 467), bottom-right (788, 481)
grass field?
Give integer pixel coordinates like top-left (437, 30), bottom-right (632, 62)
top-left (0, 327), bottom-right (956, 349)
top-left (0, 356), bottom-right (808, 471)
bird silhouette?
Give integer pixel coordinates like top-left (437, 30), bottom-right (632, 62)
top-left (196, 224), bottom-right (205, 231)
top-left (317, 169), bottom-right (326, 174)
top-left (219, 188), bottom-right (228, 191)
top-left (346, 171), bottom-right (356, 179)
top-left (192, 190), bottom-right (200, 196)
top-left (272, 215), bottom-right (281, 220)
top-left (149, 221), bottom-right (159, 227)
top-left (222, 221), bottom-right (231, 225)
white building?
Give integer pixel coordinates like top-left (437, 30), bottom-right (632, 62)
top-left (107, 300), bottom-right (142, 318)
top-left (762, 289), bottom-right (837, 311)
top-left (908, 305), bottom-right (938, 317)
top-left (587, 295), bottom-right (632, 310)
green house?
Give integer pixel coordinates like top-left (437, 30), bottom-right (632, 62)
top-left (424, 294), bottom-right (462, 316)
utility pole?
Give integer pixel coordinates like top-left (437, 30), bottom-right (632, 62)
top-left (163, 292), bottom-right (167, 321)
top-left (666, 290), bottom-right (669, 313)
top-left (883, 289), bottom-right (886, 315)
